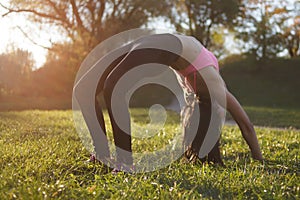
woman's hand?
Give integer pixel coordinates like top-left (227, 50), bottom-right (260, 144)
top-left (251, 148), bottom-right (264, 161)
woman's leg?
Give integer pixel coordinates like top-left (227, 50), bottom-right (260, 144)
top-left (101, 34), bottom-right (185, 169)
top-left (73, 44), bottom-right (133, 162)
top-left (183, 70), bottom-right (224, 165)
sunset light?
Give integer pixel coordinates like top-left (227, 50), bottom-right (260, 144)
top-left (0, 0), bottom-right (299, 199)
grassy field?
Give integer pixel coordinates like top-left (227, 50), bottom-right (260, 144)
top-left (0, 110), bottom-right (299, 199)
top-left (236, 106), bottom-right (300, 129)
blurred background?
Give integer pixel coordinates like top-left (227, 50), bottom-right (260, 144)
top-left (0, 0), bottom-right (299, 111)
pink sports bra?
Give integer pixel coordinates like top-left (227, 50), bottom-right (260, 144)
top-left (178, 46), bottom-right (219, 77)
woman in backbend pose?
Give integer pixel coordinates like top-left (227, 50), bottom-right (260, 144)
top-left (74, 33), bottom-right (263, 172)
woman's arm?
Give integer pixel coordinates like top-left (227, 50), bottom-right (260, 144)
top-left (226, 90), bottom-right (263, 161)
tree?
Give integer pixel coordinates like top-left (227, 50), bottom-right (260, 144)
top-left (0, 0), bottom-right (174, 99)
top-left (1, 0), bottom-right (172, 66)
top-left (29, 42), bottom-right (81, 97)
top-left (168, 0), bottom-right (243, 51)
top-left (236, 0), bottom-right (297, 60)
top-left (0, 47), bottom-right (34, 96)
top-left (281, 16), bottom-right (300, 57)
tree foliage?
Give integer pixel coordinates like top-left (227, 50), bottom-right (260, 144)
top-left (0, 0), bottom-right (173, 97)
top-left (281, 15), bottom-right (300, 57)
top-left (168, 0), bottom-right (243, 49)
top-left (0, 48), bottom-right (33, 96)
top-left (236, 0), bottom-right (300, 60)
top-left (2, 0), bottom-right (171, 53)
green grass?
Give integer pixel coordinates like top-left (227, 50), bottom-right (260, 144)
top-left (224, 106), bottom-right (300, 129)
top-left (0, 110), bottom-right (299, 199)
top-left (0, 96), bottom-right (71, 111)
